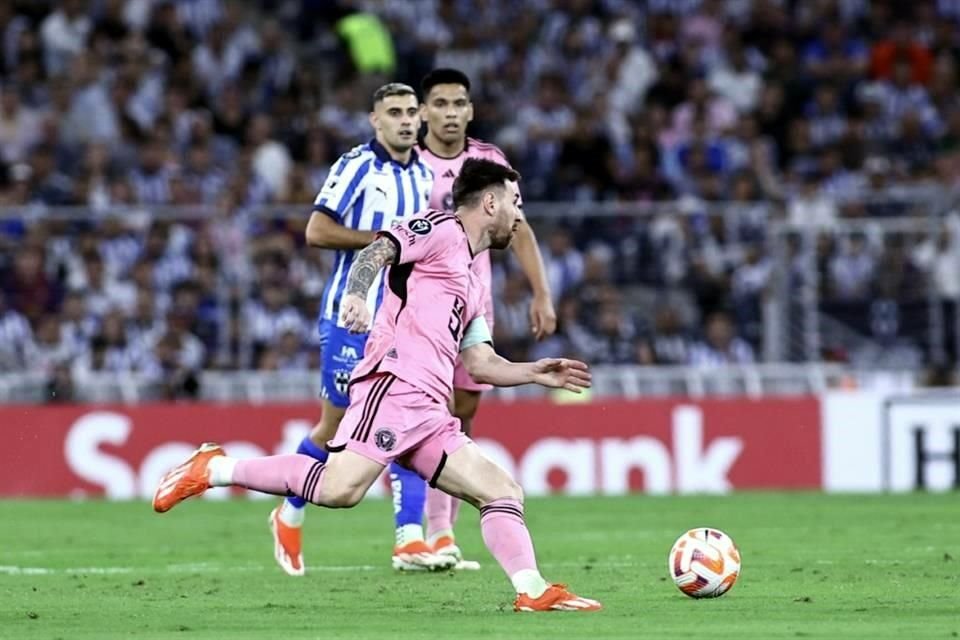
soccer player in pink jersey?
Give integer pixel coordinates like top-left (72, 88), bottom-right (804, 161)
top-left (152, 159), bottom-right (601, 612)
top-left (417, 69), bottom-right (556, 567)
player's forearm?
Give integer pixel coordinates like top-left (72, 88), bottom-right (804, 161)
top-left (305, 212), bottom-right (377, 249)
top-left (465, 350), bottom-right (534, 387)
top-left (344, 236), bottom-right (397, 297)
top-left (510, 221), bottom-right (552, 299)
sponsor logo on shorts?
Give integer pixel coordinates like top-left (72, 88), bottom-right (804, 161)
top-left (334, 370), bottom-right (351, 396)
top-left (408, 218), bottom-right (432, 235)
top-left (374, 428), bottom-right (397, 452)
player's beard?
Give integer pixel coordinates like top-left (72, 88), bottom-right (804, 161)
top-left (489, 224), bottom-right (514, 250)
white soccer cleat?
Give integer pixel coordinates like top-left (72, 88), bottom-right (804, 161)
top-left (432, 535), bottom-right (480, 571)
top-left (392, 540), bottom-right (457, 572)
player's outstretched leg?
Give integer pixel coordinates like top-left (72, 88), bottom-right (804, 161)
top-left (155, 443), bottom-right (384, 518)
top-left (425, 442), bottom-right (601, 612)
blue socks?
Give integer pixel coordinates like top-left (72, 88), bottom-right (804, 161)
top-left (286, 437), bottom-right (329, 509)
top-left (389, 463), bottom-right (426, 529)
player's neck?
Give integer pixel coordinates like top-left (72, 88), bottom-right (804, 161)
top-left (423, 130), bottom-right (466, 159)
top-left (456, 210), bottom-right (490, 256)
top-left (377, 136), bottom-right (413, 165)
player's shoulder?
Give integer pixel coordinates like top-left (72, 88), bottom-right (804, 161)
top-left (467, 137), bottom-right (509, 164)
top-left (400, 209), bottom-right (457, 234)
top-left (340, 142), bottom-right (376, 161)
top-left (335, 143), bottom-right (376, 166)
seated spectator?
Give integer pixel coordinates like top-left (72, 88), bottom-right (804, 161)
top-left (493, 272), bottom-right (534, 362)
top-left (541, 226), bottom-right (584, 304)
top-left (688, 311), bottom-right (755, 366)
top-left (0, 291), bottom-right (33, 372)
top-left (828, 233), bottom-right (876, 302)
top-left (637, 304), bottom-right (693, 365)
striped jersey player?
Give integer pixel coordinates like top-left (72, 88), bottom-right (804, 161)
top-left (269, 83), bottom-right (452, 577)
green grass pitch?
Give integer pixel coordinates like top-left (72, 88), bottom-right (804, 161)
top-left (0, 494), bottom-right (957, 639)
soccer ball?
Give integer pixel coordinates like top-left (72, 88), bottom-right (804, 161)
top-left (668, 528), bottom-right (741, 598)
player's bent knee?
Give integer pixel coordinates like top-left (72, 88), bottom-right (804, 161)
top-left (475, 476), bottom-right (523, 507)
top-left (320, 483), bottom-right (365, 508)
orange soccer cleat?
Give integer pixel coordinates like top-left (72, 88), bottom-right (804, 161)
top-left (514, 584), bottom-right (603, 612)
top-left (269, 506), bottom-right (305, 576)
top-left (152, 443), bottom-right (225, 513)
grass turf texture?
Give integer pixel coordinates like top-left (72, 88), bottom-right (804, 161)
top-left (0, 494), bottom-right (957, 639)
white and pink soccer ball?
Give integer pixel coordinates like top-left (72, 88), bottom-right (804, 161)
top-left (668, 528), bottom-right (741, 598)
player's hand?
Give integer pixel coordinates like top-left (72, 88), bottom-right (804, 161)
top-left (339, 294), bottom-right (370, 333)
top-left (529, 358), bottom-right (591, 393)
top-left (529, 293), bottom-right (557, 340)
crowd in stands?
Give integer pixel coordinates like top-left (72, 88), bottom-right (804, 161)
top-left (1, 0), bottom-right (960, 398)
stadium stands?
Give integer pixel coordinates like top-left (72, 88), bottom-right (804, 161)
top-left (1, 0), bottom-right (959, 401)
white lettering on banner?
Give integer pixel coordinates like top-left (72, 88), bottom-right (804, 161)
top-left (65, 412), bottom-right (136, 499)
top-left (519, 438), bottom-right (596, 496)
top-left (60, 405), bottom-right (747, 498)
top-left (483, 406), bottom-right (742, 496)
top-left (599, 437), bottom-right (672, 495)
top-left (885, 397), bottom-right (960, 492)
top-left (673, 406), bottom-right (742, 493)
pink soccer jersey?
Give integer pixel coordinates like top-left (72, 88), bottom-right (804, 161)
top-left (418, 137), bottom-right (515, 326)
top-left (351, 211), bottom-right (488, 404)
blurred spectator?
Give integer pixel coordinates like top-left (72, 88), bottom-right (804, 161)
top-left (41, 0), bottom-right (92, 76)
top-left (541, 227), bottom-right (584, 304)
top-left (870, 19), bottom-right (933, 85)
top-left (3, 245), bottom-right (60, 322)
top-left (828, 234), bottom-right (876, 302)
top-left (0, 83), bottom-right (42, 164)
top-left (788, 172), bottom-right (838, 229)
top-left (637, 305), bottom-right (693, 365)
top-left (243, 280), bottom-right (304, 366)
top-left (688, 311), bottom-right (755, 366)
top-left (0, 291), bottom-right (32, 372)
top-left (493, 272), bottom-right (533, 362)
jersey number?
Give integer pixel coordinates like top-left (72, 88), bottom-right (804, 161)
top-left (448, 296), bottom-right (466, 342)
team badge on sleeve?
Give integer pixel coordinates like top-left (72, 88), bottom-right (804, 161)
top-left (408, 218), bottom-right (433, 235)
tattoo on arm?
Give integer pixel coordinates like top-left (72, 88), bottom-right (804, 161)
top-left (345, 236), bottom-right (397, 297)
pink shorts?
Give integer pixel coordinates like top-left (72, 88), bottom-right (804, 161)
top-left (327, 373), bottom-right (471, 485)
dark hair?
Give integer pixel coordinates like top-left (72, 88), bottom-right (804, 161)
top-left (420, 68), bottom-right (471, 98)
top-left (372, 82), bottom-right (417, 107)
top-left (452, 158), bottom-right (520, 209)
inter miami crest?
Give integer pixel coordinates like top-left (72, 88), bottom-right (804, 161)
top-left (374, 428), bottom-right (397, 452)
top-left (408, 218), bottom-right (432, 235)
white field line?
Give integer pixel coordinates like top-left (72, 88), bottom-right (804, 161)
top-left (0, 560), bottom-right (640, 577)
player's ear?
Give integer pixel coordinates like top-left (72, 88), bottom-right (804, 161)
top-left (482, 190), bottom-right (497, 215)
top-left (368, 110), bottom-right (378, 131)
top-left (466, 102), bottom-right (474, 124)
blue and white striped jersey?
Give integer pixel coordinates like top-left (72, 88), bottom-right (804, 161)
top-left (314, 139), bottom-right (434, 323)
